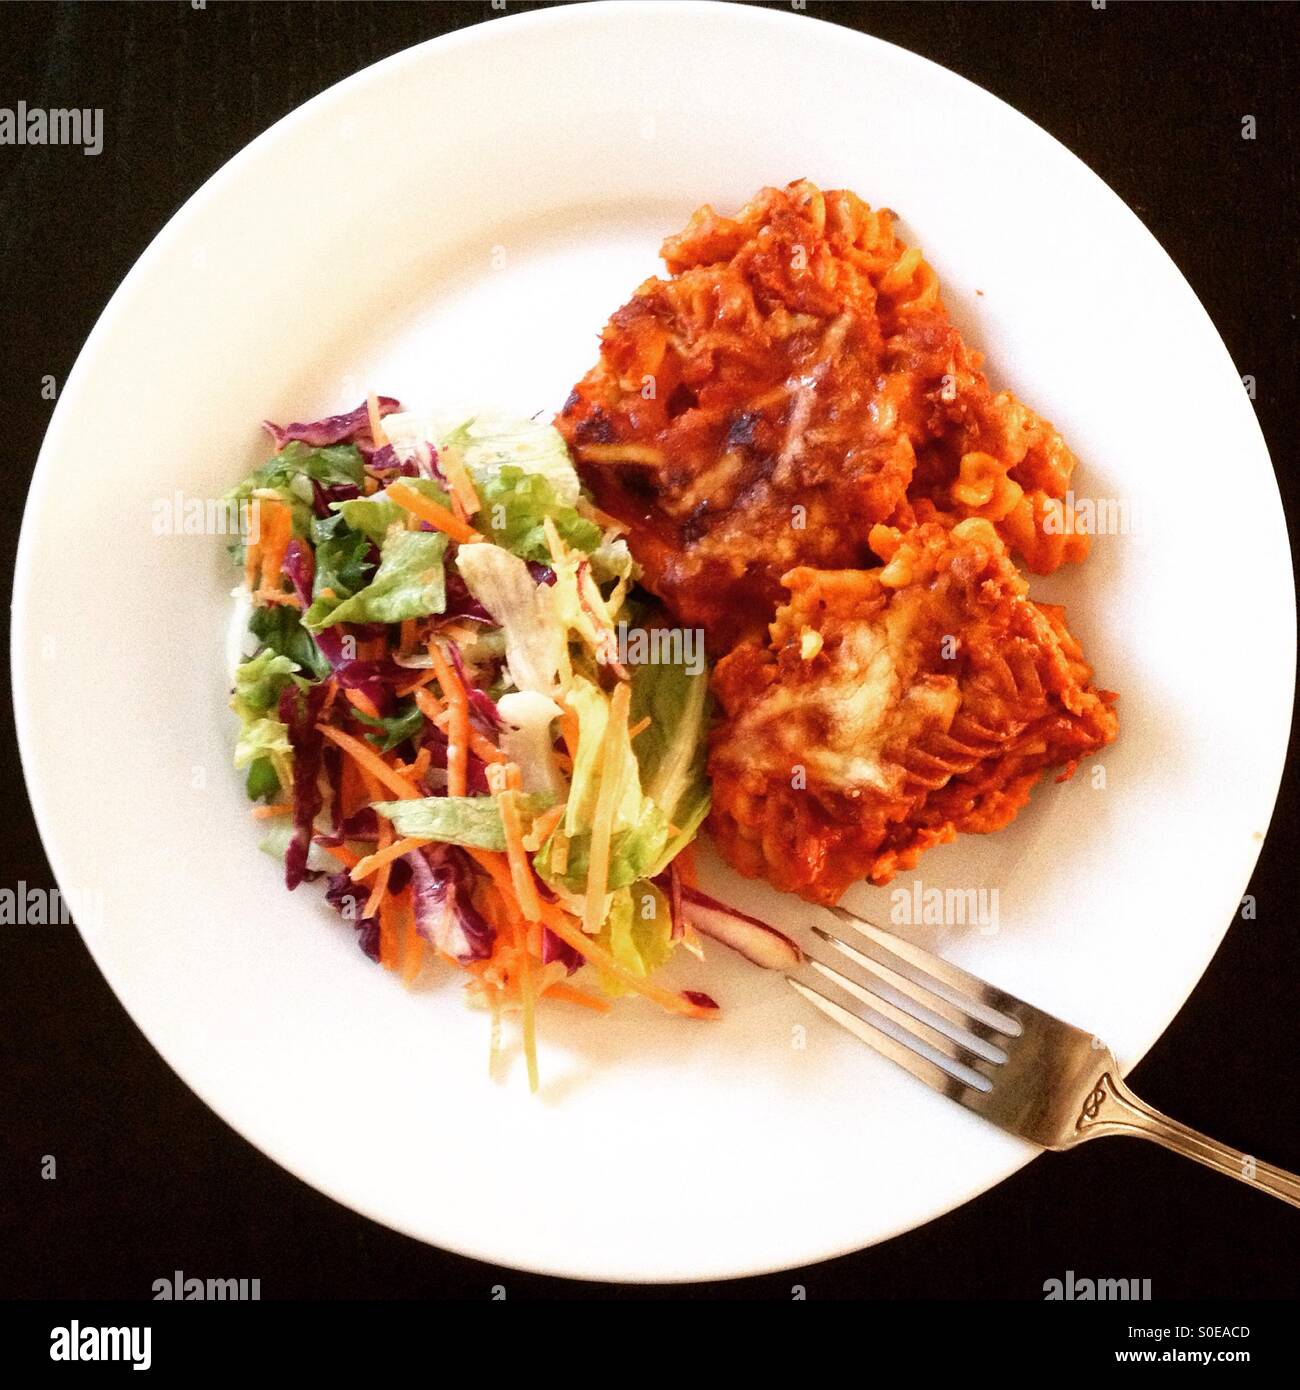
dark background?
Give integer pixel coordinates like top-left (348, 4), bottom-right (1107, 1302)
top-left (1, 1), bottom-right (1296, 1301)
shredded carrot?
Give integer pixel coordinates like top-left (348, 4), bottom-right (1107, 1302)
top-left (413, 687), bottom-right (447, 721)
top-left (250, 804), bottom-right (292, 819)
top-left (543, 981), bottom-right (612, 1014)
top-left (386, 481), bottom-right (479, 544)
top-left (399, 619), bottom-right (418, 655)
top-left (421, 687), bottom-right (502, 765)
top-left (255, 496), bottom-right (293, 596)
top-left (319, 843), bottom-right (361, 869)
top-left (427, 643), bottom-right (469, 796)
top-left (433, 710), bottom-right (504, 766)
top-left (366, 391), bottom-right (390, 448)
top-left (522, 803), bottom-right (565, 851)
top-left (353, 765), bottom-right (395, 917)
top-left (582, 679), bottom-right (630, 935)
top-left (516, 916), bottom-right (539, 1092)
top-left (628, 715), bottom-right (652, 740)
top-left (674, 841), bottom-right (699, 890)
top-left (439, 446), bottom-right (482, 517)
top-left (392, 746), bottom-right (431, 782)
top-left (252, 588), bottom-right (302, 609)
top-left (339, 751), bottom-right (364, 818)
top-left (557, 705), bottom-right (580, 760)
top-left (396, 666), bottom-right (440, 697)
top-left (464, 849), bottom-right (711, 1019)
top-left (542, 895), bottom-right (714, 1020)
top-left (344, 687), bottom-right (381, 720)
top-left (498, 786), bottom-right (542, 923)
top-left (399, 891), bottom-right (424, 985)
top-left (351, 834), bottom-right (433, 883)
top-left (316, 725), bottom-right (423, 800)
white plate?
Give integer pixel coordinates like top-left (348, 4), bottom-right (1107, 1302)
top-left (13, 1), bottom-right (1294, 1282)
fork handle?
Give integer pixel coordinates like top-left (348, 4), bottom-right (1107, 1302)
top-left (1077, 1071), bottom-right (1300, 1209)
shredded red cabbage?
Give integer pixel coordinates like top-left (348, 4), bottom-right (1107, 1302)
top-left (315, 807), bottom-right (380, 846)
top-left (540, 928), bottom-right (583, 976)
top-left (406, 846), bottom-right (495, 962)
top-left (311, 479), bottom-right (361, 517)
top-left (324, 872), bottom-right (381, 962)
top-left (682, 990), bottom-right (720, 1012)
top-left (262, 397), bottom-right (401, 451)
top-left (445, 641), bottom-right (502, 728)
top-left (279, 682), bottom-right (329, 890)
top-left (442, 571), bottom-right (495, 625)
top-left (281, 538), bottom-right (314, 607)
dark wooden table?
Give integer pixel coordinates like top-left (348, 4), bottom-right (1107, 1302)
top-left (2, 1), bottom-right (1297, 1301)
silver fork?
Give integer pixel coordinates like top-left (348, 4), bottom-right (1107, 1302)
top-left (788, 905), bottom-right (1300, 1208)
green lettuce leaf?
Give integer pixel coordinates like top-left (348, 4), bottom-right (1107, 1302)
top-left (306, 529), bottom-right (447, 630)
top-left (628, 654), bottom-right (713, 877)
top-left (453, 542), bottom-right (564, 693)
top-left (245, 757), bottom-right (281, 801)
top-left (372, 793), bottom-right (557, 851)
top-left (349, 699), bottom-right (425, 753)
top-left (594, 881), bottom-right (675, 993)
top-left (223, 444), bottom-right (366, 561)
top-left (231, 442), bottom-right (365, 495)
top-left (331, 478), bottom-right (451, 545)
top-left (539, 807), bottom-right (671, 892)
top-left (438, 415), bottom-right (581, 504)
top-left (248, 605), bottom-right (331, 680)
top-left (534, 674), bottom-right (670, 892)
top-left (475, 464), bottom-right (601, 562)
top-left (231, 648), bottom-right (302, 721)
top-left (310, 513), bottom-right (375, 595)
top-left (233, 714), bottom-right (293, 794)
top-left (230, 649), bottom-right (305, 799)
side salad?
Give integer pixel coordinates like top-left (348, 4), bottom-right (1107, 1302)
top-left (226, 395), bottom-right (721, 1089)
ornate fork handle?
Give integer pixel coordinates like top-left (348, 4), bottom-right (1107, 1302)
top-left (1073, 1071), bottom-right (1300, 1209)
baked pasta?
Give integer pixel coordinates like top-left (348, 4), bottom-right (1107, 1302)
top-left (707, 520), bottom-right (1117, 901)
top-left (558, 180), bottom-right (1090, 653)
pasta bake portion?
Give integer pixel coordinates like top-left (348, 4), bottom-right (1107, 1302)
top-left (558, 180), bottom-right (1089, 652)
top-left (708, 520), bottom-right (1117, 903)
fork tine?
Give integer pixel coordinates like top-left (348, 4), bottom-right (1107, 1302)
top-left (788, 976), bottom-right (991, 1098)
top-left (800, 950), bottom-right (995, 1067)
top-left (826, 905), bottom-right (1026, 1033)
top-left (809, 926), bottom-right (1009, 1060)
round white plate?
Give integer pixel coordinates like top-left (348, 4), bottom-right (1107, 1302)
top-left (13, 1), bottom-right (1293, 1282)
